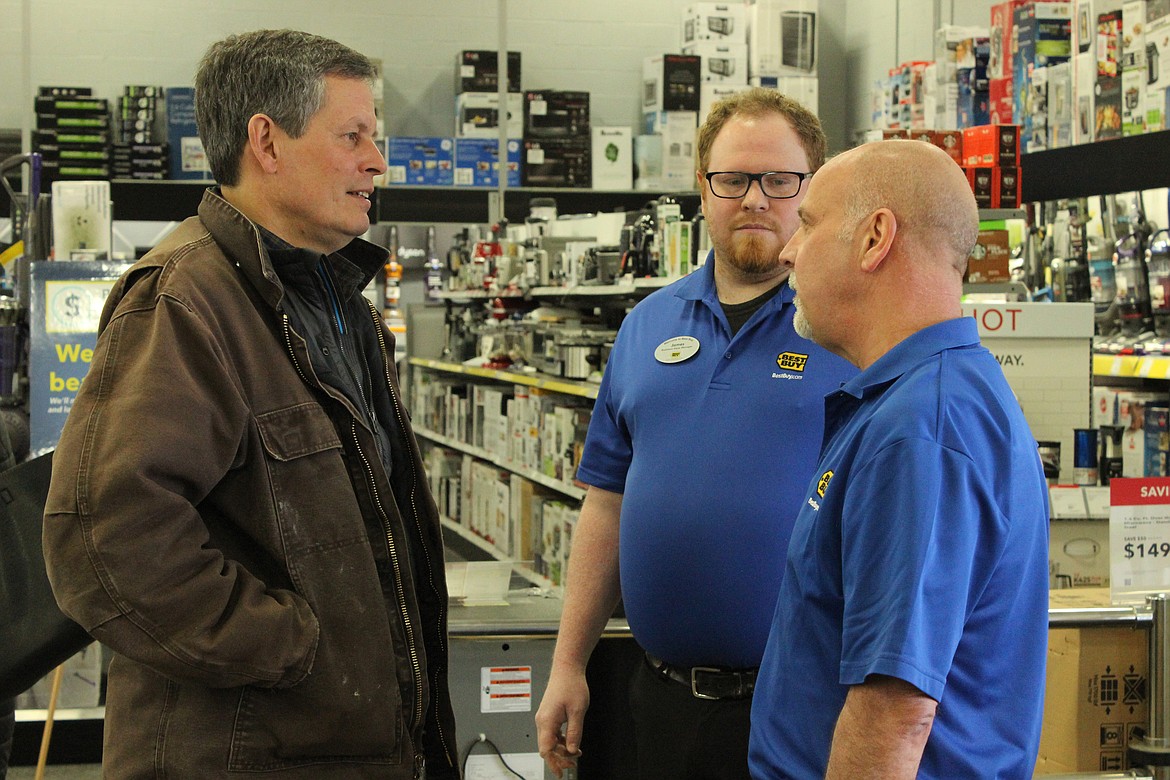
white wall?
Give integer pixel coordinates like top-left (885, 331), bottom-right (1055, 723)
top-left (0, 0), bottom-right (896, 156)
top-left (843, 0), bottom-right (999, 143)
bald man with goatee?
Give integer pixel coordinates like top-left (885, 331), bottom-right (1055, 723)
top-left (749, 140), bottom-right (1050, 780)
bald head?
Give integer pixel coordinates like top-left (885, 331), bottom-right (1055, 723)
top-left (828, 140), bottom-right (979, 268)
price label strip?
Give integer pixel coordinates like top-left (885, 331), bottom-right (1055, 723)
top-left (1110, 477), bottom-right (1170, 605)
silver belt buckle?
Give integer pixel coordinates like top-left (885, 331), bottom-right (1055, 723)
top-left (690, 666), bottom-right (722, 700)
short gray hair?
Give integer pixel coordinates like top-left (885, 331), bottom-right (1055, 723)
top-left (194, 29), bottom-right (377, 186)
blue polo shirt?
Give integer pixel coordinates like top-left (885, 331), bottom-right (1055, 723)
top-left (576, 256), bottom-right (856, 668)
top-left (749, 317), bottom-right (1049, 779)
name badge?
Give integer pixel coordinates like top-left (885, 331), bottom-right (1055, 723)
top-left (654, 336), bottom-right (700, 364)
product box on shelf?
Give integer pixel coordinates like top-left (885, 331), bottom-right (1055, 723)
top-left (634, 110), bottom-right (697, 192)
top-left (1047, 60), bottom-right (1074, 147)
top-left (932, 25), bottom-right (990, 85)
top-left (1095, 3), bottom-right (1125, 140)
top-left (456, 50), bottom-right (522, 94)
top-left (1049, 493), bottom-right (1109, 588)
top-left (165, 87), bottom-right (211, 180)
top-left (990, 0), bottom-right (1026, 80)
top-left (523, 90), bottom-right (590, 139)
top-left (908, 128), bottom-right (963, 163)
top-left (958, 89), bottom-right (991, 128)
top-left (456, 92), bottom-right (523, 139)
top-left (1013, 1), bottom-right (1073, 149)
top-left (1034, 589), bottom-right (1149, 775)
top-left (1144, 402), bottom-right (1170, 476)
top-left (643, 54), bottom-right (702, 113)
top-left (453, 138), bottom-right (520, 187)
top-left (1120, 0), bottom-right (1148, 136)
top-left (682, 2), bottom-right (748, 44)
top-left (386, 136), bottom-right (455, 186)
top-left (966, 228), bottom-right (1012, 283)
top-left (590, 126), bottom-right (633, 190)
top-left (987, 75), bottom-right (1015, 124)
top-left (1148, 9), bottom-right (1170, 129)
top-left (747, 0), bottom-right (818, 79)
top-left (699, 83), bottom-right (747, 125)
top-left (682, 40), bottom-right (749, 83)
top-left (961, 123), bottom-right (1020, 166)
top-left (1117, 390), bottom-right (1167, 477)
top-left (774, 75), bottom-right (819, 114)
top-left (1026, 65), bottom-right (1052, 152)
top-left (521, 137), bottom-right (591, 188)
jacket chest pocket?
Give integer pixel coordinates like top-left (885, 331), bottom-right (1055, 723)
top-left (255, 402), bottom-right (365, 553)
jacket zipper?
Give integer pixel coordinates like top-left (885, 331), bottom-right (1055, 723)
top-left (366, 300), bottom-right (456, 770)
top-left (281, 313), bottom-right (426, 744)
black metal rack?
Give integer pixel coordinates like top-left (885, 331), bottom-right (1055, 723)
top-left (1019, 130), bottom-right (1170, 203)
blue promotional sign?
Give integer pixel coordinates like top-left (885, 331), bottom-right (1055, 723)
top-left (28, 261), bottom-right (130, 456)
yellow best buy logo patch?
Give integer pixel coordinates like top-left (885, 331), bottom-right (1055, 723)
top-left (777, 352), bottom-right (808, 372)
top-left (817, 470), bottom-right (833, 498)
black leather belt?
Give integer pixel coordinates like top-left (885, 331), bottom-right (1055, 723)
top-left (644, 652), bottom-right (757, 700)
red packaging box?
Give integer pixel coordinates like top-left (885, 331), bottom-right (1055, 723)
top-left (989, 77), bottom-right (1015, 124)
top-left (962, 165), bottom-right (1022, 209)
top-left (965, 165), bottom-right (997, 208)
top-left (908, 129), bottom-right (964, 164)
top-left (961, 124), bottom-right (1020, 166)
top-left (990, 0), bottom-right (1028, 80)
top-left (998, 166), bottom-right (1021, 208)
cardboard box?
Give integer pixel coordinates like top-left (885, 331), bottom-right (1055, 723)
top-left (523, 90), bottom-right (590, 138)
top-left (634, 112), bottom-right (698, 192)
top-left (775, 75), bottom-right (819, 114)
top-left (1049, 516), bottom-right (1109, 587)
top-left (961, 123), bottom-right (1020, 166)
top-left (908, 128), bottom-right (963, 163)
top-left (967, 228), bottom-right (1012, 283)
top-left (386, 136), bottom-right (454, 186)
top-left (165, 86), bottom-right (211, 180)
top-left (1013, 1), bottom-right (1073, 149)
top-left (1047, 60), bottom-right (1074, 147)
top-left (699, 83), bottom-right (748, 126)
top-left (643, 54), bottom-right (702, 112)
top-left (965, 165), bottom-right (996, 209)
top-left (456, 92), bottom-right (523, 139)
top-left (453, 138), bottom-right (520, 187)
top-left (1095, 4), bottom-right (1125, 140)
top-left (456, 50), bottom-right (521, 94)
top-left (1035, 590), bottom-right (1149, 774)
top-left (682, 41), bottom-right (749, 83)
top-left (521, 137), bottom-right (591, 188)
top-left (682, 2), bottom-right (748, 44)
top-left (990, 0), bottom-right (1027, 80)
top-left (1144, 403), bottom-right (1170, 476)
top-left (747, 0), bottom-right (818, 78)
top-left (590, 126), bottom-right (633, 190)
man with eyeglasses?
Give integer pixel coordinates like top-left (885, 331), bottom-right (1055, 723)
top-left (536, 88), bottom-right (856, 780)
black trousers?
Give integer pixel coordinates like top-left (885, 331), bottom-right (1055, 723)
top-left (628, 656), bottom-right (753, 780)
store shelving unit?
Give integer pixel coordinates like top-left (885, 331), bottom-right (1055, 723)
top-left (410, 356), bottom-right (598, 401)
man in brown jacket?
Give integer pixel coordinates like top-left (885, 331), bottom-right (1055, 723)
top-left (43, 29), bottom-right (458, 779)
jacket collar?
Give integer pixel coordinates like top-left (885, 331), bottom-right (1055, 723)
top-left (196, 188), bottom-right (388, 308)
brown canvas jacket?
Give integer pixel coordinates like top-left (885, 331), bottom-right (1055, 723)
top-left (43, 189), bottom-right (458, 779)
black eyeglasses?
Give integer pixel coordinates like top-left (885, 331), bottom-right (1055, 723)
top-left (703, 171), bottom-right (812, 200)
